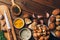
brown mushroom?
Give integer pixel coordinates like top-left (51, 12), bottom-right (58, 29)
top-left (33, 32), bottom-right (37, 38)
top-left (55, 30), bottom-right (60, 38)
top-left (49, 23), bottom-right (55, 30)
top-left (23, 13), bottom-right (29, 18)
top-left (56, 26), bottom-right (60, 31)
top-left (37, 32), bottom-right (41, 37)
top-left (56, 21), bottom-right (60, 25)
top-left (42, 25), bottom-right (47, 31)
top-left (56, 15), bottom-right (60, 19)
top-left (44, 36), bottom-right (49, 40)
top-left (52, 9), bottom-right (60, 16)
top-left (39, 36), bottom-right (44, 40)
top-left (50, 16), bottom-right (56, 22)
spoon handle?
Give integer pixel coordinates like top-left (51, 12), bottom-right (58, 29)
top-left (11, 0), bottom-right (15, 5)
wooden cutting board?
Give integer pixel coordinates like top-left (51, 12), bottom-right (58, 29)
top-left (0, 5), bottom-right (17, 40)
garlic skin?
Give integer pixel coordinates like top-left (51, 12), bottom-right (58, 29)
top-left (32, 13), bottom-right (36, 18)
top-left (46, 12), bottom-right (49, 18)
top-left (37, 15), bottom-right (43, 19)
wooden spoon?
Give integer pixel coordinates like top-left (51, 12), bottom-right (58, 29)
top-left (11, 0), bottom-right (21, 16)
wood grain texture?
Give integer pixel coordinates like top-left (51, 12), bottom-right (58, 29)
top-left (0, 5), bottom-right (17, 40)
top-left (0, 0), bottom-right (55, 13)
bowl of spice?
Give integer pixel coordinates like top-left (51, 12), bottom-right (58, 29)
top-left (19, 28), bottom-right (32, 40)
top-left (13, 18), bottom-right (24, 29)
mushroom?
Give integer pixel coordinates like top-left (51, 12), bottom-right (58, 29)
top-left (56, 21), bottom-right (60, 25)
top-left (56, 15), bottom-right (60, 19)
top-left (55, 30), bottom-right (60, 38)
top-left (52, 9), bottom-right (60, 16)
top-left (39, 36), bottom-right (44, 40)
top-left (56, 15), bottom-right (60, 21)
top-left (39, 20), bottom-right (44, 25)
top-left (37, 32), bottom-right (40, 37)
top-left (28, 19), bottom-right (37, 30)
top-left (56, 26), bottom-right (60, 31)
top-left (23, 13), bottom-right (29, 18)
top-left (49, 23), bottom-right (55, 30)
top-left (42, 25), bottom-right (47, 31)
top-left (25, 18), bottom-right (32, 24)
top-left (50, 16), bottom-right (56, 22)
top-left (44, 36), bottom-right (49, 40)
top-left (33, 32), bottom-right (37, 38)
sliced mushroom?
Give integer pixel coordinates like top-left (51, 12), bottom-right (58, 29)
top-left (25, 18), bottom-right (32, 24)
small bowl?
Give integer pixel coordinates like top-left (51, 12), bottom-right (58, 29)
top-left (13, 18), bottom-right (24, 29)
top-left (19, 28), bottom-right (32, 40)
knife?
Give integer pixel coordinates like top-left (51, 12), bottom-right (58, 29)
top-left (4, 10), bottom-right (13, 40)
top-left (4, 10), bottom-right (11, 29)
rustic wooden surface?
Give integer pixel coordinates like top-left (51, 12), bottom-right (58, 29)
top-left (0, 0), bottom-right (55, 14)
top-left (0, 0), bottom-right (59, 8)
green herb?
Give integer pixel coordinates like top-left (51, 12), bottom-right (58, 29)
top-left (0, 31), bottom-right (6, 40)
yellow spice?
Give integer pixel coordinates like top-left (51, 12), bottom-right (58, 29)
top-left (14, 18), bottom-right (24, 29)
